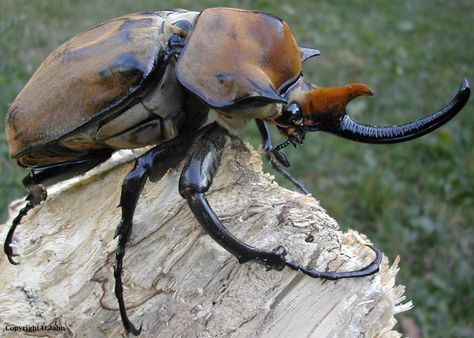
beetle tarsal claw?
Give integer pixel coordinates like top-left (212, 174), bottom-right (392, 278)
top-left (4, 193), bottom-right (44, 266)
top-left (125, 322), bottom-right (142, 336)
top-left (285, 244), bottom-right (382, 280)
top-left (5, 250), bottom-right (20, 265)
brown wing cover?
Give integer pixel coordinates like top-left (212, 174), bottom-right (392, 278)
top-left (6, 13), bottom-right (164, 158)
top-left (176, 8), bottom-right (302, 109)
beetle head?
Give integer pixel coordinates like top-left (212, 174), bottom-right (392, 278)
top-left (274, 75), bottom-right (469, 145)
top-left (275, 77), bottom-right (373, 145)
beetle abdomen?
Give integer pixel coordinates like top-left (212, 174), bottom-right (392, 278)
top-left (94, 63), bottom-right (187, 148)
top-left (6, 10), bottom-right (200, 167)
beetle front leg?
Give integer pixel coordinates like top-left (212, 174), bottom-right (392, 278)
top-left (255, 119), bottom-right (310, 195)
top-left (285, 244), bottom-right (382, 280)
top-left (179, 123), bottom-right (288, 270)
top-left (180, 122), bottom-right (382, 279)
top-left (114, 136), bottom-right (194, 336)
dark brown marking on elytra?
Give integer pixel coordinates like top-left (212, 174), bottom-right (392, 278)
top-left (119, 18), bottom-right (154, 31)
top-left (99, 52), bottom-right (146, 81)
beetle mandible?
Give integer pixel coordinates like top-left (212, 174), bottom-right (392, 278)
top-left (3, 8), bottom-right (470, 335)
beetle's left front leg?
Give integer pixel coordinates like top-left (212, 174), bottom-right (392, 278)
top-left (179, 123), bottom-right (288, 269)
top-left (180, 122), bottom-right (382, 279)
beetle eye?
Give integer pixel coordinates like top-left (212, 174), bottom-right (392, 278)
top-left (276, 103), bottom-right (303, 127)
top-left (286, 103), bottom-right (303, 126)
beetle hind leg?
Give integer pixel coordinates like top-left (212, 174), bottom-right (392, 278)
top-left (4, 149), bottom-right (114, 265)
top-left (3, 183), bottom-right (47, 265)
top-left (113, 135), bottom-right (194, 335)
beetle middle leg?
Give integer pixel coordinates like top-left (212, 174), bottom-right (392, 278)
top-left (4, 149), bottom-right (114, 265)
top-left (255, 119), bottom-right (310, 195)
top-left (180, 122), bottom-right (382, 280)
top-left (113, 133), bottom-right (195, 335)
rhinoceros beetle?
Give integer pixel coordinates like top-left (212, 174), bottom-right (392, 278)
top-left (3, 8), bottom-right (470, 335)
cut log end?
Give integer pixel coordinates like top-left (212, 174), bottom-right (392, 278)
top-left (0, 139), bottom-right (411, 337)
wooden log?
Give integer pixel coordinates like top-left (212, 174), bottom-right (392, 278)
top-left (0, 139), bottom-right (412, 337)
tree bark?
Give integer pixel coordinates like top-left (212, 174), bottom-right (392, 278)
top-left (0, 139), bottom-right (411, 337)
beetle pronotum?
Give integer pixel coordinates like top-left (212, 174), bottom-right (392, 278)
top-left (4, 8), bottom-right (470, 335)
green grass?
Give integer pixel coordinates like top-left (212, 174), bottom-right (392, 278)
top-left (1, 1), bottom-right (473, 337)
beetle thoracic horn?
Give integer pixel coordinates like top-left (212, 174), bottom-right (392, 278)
top-left (305, 79), bottom-right (470, 143)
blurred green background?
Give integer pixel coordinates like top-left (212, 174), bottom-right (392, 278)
top-left (0, 1), bottom-right (472, 337)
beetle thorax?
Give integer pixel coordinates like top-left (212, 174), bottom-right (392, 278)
top-left (215, 102), bottom-right (283, 136)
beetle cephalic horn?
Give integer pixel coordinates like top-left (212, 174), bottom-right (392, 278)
top-left (303, 79), bottom-right (471, 143)
top-left (301, 82), bottom-right (374, 123)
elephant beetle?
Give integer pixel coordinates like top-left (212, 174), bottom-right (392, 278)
top-left (4, 8), bottom-right (470, 335)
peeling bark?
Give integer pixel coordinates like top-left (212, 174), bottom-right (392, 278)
top-left (0, 140), bottom-right (411, 337)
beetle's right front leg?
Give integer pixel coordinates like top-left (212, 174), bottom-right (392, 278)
top-left (179, 123), bottom-right (288, 270)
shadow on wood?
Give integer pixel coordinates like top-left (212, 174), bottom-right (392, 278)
top-left (0, 139), bottom-right (412, 337)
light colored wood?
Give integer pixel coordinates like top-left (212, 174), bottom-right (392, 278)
top-left (0, 140), bottom-right (412, 337)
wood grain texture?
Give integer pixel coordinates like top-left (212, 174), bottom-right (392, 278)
top-left (0, 139), bottom-right (411, 337)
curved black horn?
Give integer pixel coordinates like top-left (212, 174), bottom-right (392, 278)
top-left (322, 79), bottom-right (470, 144)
